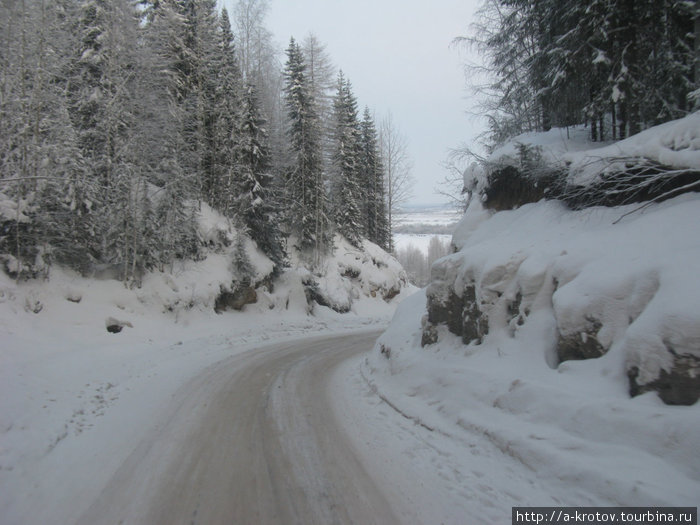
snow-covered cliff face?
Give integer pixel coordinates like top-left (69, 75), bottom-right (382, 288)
top-left (0, 204), bottom-right (412, 334)
top-left (421, 196), bottom-right (700, 405)
top-left (357, 114), bottom-right (700, 510)
top-left (361, 195), bottom-right (700, 509)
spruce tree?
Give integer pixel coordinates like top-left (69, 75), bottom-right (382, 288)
top-left (160, 0), bottom-right (220, 204)
top-left (140, 0), bottom-right (199, 269)
top-left (283, 37), bottom-right (329, 261)
top-left (68, 0), bottom-right (152, 282)
top-left (360, 107), bottom-right (390, 250)
top-left (330, 71), bottom-right (364, 247)
top-left (465, 0), bottom-right (696, 144)
top-left (213, 7), bottom-right (244, 217)
top-left (0, 1), bottom-right (98, 275)
top-left (237, 83), bottom-right (286, 268)
top-left (0, 0), bottom-right (408, 284)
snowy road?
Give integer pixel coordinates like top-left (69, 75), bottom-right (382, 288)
top-left (76, 331), bottom-right (399, 525)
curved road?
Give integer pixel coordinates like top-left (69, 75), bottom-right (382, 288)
top-left (78, 331), bottom-right (399, 525)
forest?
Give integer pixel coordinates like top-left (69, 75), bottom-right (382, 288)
top-left (0, 0), bottom-right (394, 284)
top-left (463, 0), bottom-right (698, 148)
top-left (2, 0), bottom-right (698, 286)
top-left (450, 0), bottom-right (700, 215)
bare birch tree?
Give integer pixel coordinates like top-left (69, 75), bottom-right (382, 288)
top-left (379, 112), bottom-right (413, 252)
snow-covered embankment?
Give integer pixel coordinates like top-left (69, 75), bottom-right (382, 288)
top-left (364, 114), bottom-right (700, 509)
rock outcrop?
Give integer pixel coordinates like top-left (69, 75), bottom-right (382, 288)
top-left (420, 197), bottom-right (700, 406)
top-left (628, 352), bottom-right (700, 406)
top-left (214, 285), bottom-right (258, 313)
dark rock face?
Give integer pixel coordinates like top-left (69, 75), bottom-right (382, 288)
top-left (557, 317), bottom-right (606, 363)
top-left (214, 286), bottom-right (257, 313)
top-left (382, 286), bottom-right (401, 302)
top-left (421, 242), bottom-right (698, 406)
top-left (461, 284), bottom-right (487, 345)
top-left (421, 317), bottom-right (438, 346)
top-left (106, 324), bottom-right (123, 334)
top-left (426, 289), bottom-right (463, 337)
top-left (628, 352), bottom-right (700, 406)
top-left (423, 283), bottom-right (488, 347)
top-left (483, 165), bottom-right (559, 211)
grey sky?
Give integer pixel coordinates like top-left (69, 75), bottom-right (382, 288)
top-left (223, 0), bottom-right (484, 206)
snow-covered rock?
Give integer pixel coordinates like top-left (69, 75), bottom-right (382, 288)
top-left (471, 112), bottom-right (700, 211)
top-left (418, 195), bottom-right (700, 405)
top-left (365, 192), bottom-right (700, 508)
top-left (296, 234), bottom-right (412, 314)
top-left (369, 116), bottom-right (700, 501)
top-left (565, 111), bottom-right (700, 186)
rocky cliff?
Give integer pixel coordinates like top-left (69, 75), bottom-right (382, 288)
top-left (420, 197), bottom-right (700, 405)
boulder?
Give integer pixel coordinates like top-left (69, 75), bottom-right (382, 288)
top-left (556, 317), bottom-right (606, 363)
top-left (105, 317), bottom-right (133, 334)
top-left (628, 351), bottom-right (700, 406)
top-left (214, 285), bottom-right (257, 313)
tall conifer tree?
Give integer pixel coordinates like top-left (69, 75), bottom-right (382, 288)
top-left (213, 7), bottom-right (244, 217)
top-left (330, 71), bottom-right (364, 247)
top-left (360, 107), bottom-right (389, 250)
top-left (237, 83), bottom-right (286, 268)
top-left (69, 0), bottom-right (153, 281)
top-left (140, 0), bottom-right (199, 268)
top-left (283, 37), bottom-right (329, 261)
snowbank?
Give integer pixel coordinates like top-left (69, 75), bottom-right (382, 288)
top-left (470, 112), bottom-right (700, 211)
top-left (488, 125), bottom-right (596, 169)
top-left (566, 112), bottom-right (700, 186)
top-left (365, 193), bottom-right (700, 512)
top-left (484, 112), bottom-right (700, 187)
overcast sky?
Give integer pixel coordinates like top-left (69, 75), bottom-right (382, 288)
top-left (222, 0), bottom-right (485, 206)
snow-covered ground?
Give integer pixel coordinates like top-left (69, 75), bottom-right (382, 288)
top-left (0, 200), bottom-right (416, 523)
top-left (362, 115), bottom-right (700, 519)
top-left (394, 205), bottom-right (462, 230)
top-left (363, 198), bottom-right (700, 519)
top-left (0, 261), bottom-right (410, 523)
top-left (393, 232), bottom-right (453, 255)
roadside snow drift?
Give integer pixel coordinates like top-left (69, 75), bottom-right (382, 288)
top-left (366, 193), bottom-right (700, 510)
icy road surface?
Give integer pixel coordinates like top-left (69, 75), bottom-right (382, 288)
top-left (76, 331), bottom-right (399, 525)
